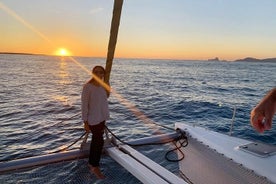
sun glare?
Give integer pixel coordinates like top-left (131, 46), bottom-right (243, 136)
top-left (55, 48), bottom-right (71, 56)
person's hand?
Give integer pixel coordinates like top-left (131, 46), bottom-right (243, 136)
top-left (84, 121), bottom-right (90, 133)
top-left (250, 106), bottom-right (273, 133)
top-left (250, 89), bottom-right (276, 133)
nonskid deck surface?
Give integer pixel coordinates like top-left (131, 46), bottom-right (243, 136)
top-left (176, 123), bottom-right (275, 184)
top-left (178, 136), bottom-right (273, 184)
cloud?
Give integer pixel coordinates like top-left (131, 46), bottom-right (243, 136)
top-left (89, 7), bottom-right (103, 14)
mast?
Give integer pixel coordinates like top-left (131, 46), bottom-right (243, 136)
top-left (105, 0), bottom-right (124, 84)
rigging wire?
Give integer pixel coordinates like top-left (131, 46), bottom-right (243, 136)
top-left (49, 132), bottom-right (87, 154)
top-left (19, 113), bottom-right (81, 142)
top-left (0, 113), bottom-right (83, 162)
top-left (0, 131), bottom-right (87, 162)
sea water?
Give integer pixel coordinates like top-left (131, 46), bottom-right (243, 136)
top-left (0, 54), bottom-right (275, 183)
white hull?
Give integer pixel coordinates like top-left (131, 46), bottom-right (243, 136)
top-left (1, 124), bottom-right (275, 183)
top-left (0, 150), bottom-right (89, 173)
top-left (106, 144), bottom-right (186, 184)
top-left (175, 123), bottom-right (276, 183)
top-left (0, 131), bottom-right (186, 183)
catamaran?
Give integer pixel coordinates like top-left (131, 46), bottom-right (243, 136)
top-left (1, 0), bottom-right (275, 183)
top-left (1, 121), bottom-right (275, 183)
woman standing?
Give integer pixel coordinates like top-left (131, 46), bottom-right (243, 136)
top-left (81, 65), bottom-right (110, 179)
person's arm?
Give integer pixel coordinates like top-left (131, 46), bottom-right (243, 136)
top-left (250, 88), bottom-right (276, 133)
top-left (81, 84), bottom-right (90, 132)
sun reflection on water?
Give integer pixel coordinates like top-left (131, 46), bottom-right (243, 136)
top-left (58, 58), bottom-right (70, 85)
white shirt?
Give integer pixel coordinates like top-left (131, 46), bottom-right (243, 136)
top-left (81, 82), bottom-right (110, 126)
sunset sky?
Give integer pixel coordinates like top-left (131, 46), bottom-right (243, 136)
top-left (1, 0), bottom-right (276, 61)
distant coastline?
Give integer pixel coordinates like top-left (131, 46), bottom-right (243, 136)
top-left (1, 52), bottom-right (276, 62)
top-left (0, 52), bottom-right (47, 56)
top-left (207, 57), bottom-right (276, 62)
top-left (235, 57), bottom-right (276, 62)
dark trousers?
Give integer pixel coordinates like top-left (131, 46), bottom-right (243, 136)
top-left (88, 121), bottom-right (105, 167)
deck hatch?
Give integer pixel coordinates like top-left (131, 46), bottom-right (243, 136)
top-left (239, 142), bottom-right (276, 157)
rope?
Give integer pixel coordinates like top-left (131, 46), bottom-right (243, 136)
top-left (3, 112), bottom-right (188, 165)
top-left (105, 125), bottom-right (188, 162)
top-left (49, 132), bottom-right (87, 154)
top-left (165, 130), bottom-right (188, 162)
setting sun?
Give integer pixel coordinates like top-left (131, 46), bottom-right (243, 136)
top-left (55, 48), bottom-right (71, 56)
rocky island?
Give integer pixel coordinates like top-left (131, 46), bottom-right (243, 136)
top-left (235, 57), bottom-right (276, 62)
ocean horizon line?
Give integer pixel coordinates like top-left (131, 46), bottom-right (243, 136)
top-left (1, 51), bottom-right (276, 62)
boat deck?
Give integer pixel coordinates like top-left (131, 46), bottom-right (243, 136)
top-left (178, 135), bottom-right (274, 184)
top-left (0, 156), bottom-right (143, 184)
top-left (176, 124), bottom-right (275, 184)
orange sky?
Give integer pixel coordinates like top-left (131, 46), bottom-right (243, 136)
top-left (1, 1), bottom-right (276, 61)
